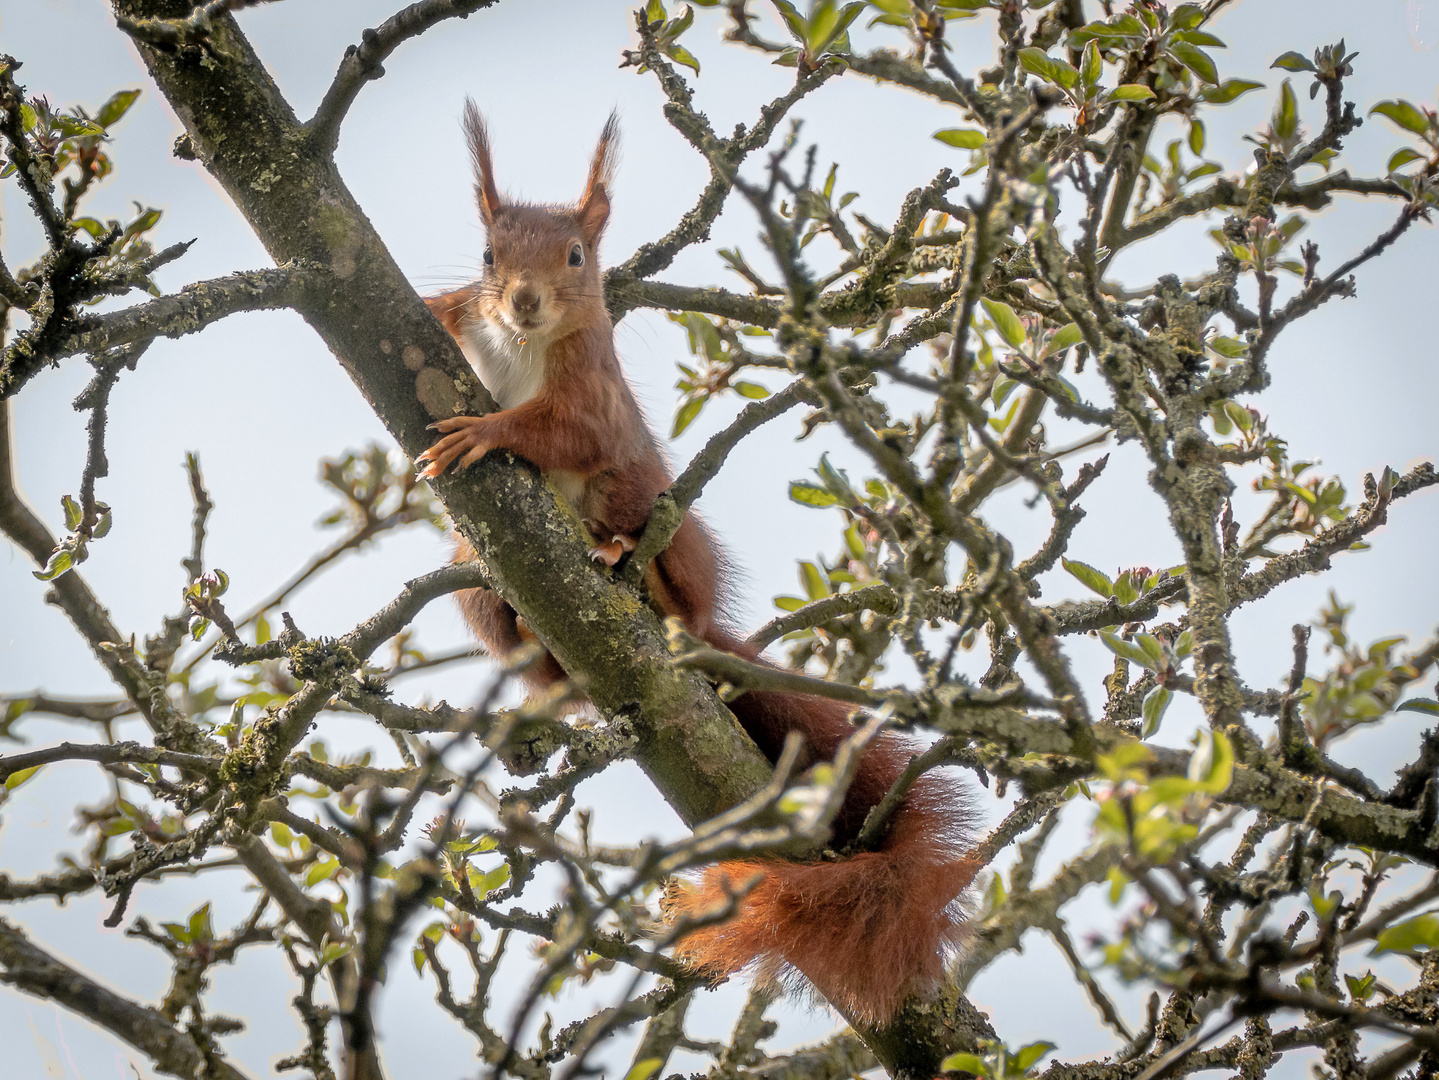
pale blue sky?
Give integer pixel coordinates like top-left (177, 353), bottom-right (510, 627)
top-left (2, 2), bottom-right (1437, 1077)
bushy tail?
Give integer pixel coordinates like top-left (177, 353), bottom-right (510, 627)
top-left (670, 633), bottom-right (978, 1025)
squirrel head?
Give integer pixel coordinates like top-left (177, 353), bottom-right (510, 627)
top-left (462, 100), bottom-right (618, 341)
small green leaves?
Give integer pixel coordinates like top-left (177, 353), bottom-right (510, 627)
top-left (1345, 971), bottom-right (1377, 1002)
top-left (790, 453), bottom-right (856, 509)
top-left (940, 1040), bottom-right (1055, 1079)
top-left (1100, 631), bottom-right (1166, 673)
top-left (933, 128), bottom-right (986, 149)
top-left (772, 0), bottom-right (864, 64)
top-left (162, 902), bottom-right (215, 947)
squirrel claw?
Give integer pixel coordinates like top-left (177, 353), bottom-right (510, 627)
top-left (586, 531), bottom-right (636, 567)
top-left (416, 416), bottom-right (491, 478)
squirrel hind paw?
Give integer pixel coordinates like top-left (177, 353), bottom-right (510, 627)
top-left (585, 526), bottom-right (635, 567)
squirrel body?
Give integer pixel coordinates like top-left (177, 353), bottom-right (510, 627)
top-left (419, 103), bottom-right (976, 1025)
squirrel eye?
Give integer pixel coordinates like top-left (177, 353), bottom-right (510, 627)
top-left (568, 243), bottom-right (584, 268)
top-left (482, 245), bottom-right (494, 267)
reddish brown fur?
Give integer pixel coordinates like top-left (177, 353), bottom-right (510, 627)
top-left (420, 104), bottom-right (976, 1024)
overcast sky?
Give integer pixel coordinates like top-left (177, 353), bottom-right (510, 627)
top-left (2, 2), bottom-right (1438, 1078)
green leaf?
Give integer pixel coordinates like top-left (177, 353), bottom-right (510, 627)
top-left (1346, 971), bottom-right (1377, 1001)
top-left (61, 494), bottom-right (83, 530)
top-left (1010, 1042), bottom-right (1056, 1074)
top-left (1169, 41), bottom-right (1218, 84)
top-left (773, 595), bottom-right (806, 612)
top-left (934, 128), bottom-right (986, 149)
top-left (1188, 729), bottom-right (1234, 793)
top-left (771, 0), bottom-right (809, 43)
top-left (4, 765), bottom-right (41, 791)
top-left (96, 89), bottom-right (141, 129)
top-left (800, 561), bottom-right (829, 601)
top-left (1388, 147), bottom-right (1425, 173)
top-left (188, 902), bottom-right (214, 942)
top-left (33, 547), bottom-right (75, 581)
top-left (1080, 40), bottom-right (1102, 86)
top-left (1171, 29), bottom-right (1223, 47)
top-left (1062, 558), bottom-right (1113, 597)
top-left (1374, 912), bottom-right (1439, 954)
top-left (981, 297), bottom-right (1025, 348)
top-left (733, 381), bottom-right (769, 399)
top-left (1100, 631), bottom-right (1158, 671)
top-left (1141, 685), bottom-right (1172, 738)
top-left (789, 481), bottom-right (840, 508)
top-left (940, 1052), bottom-right (990, 1077)
top-left (1208, 335), bottom-right (1247, 358)
top-left (1188, 119), bottom-right (1205, 155)
top-left (624, 1060), bottom-right (664, 1080)
top-left (1107, 84), bottom-right (1156, 102)
top-left (810, 2), bottom-right (864, 55)
top-left (1371, 100), bottom-right (1431, 136)
top-left (666, 43), bottom-right (701, 73)
top-left (1271, 50), bottom-right (1316, 72)
top-left (52, 115), bottom-right (103, 139)
top-left (1018, 47), bottom-right (1058, 84)
top-left (1045, 322), bottom-right (1082, 355)
top-left (671, 395), bottom-right (704, 437)
top-left (815, 453), bottom-right (856, 503)
top-left (1274, 79), bottom-right (1299, 140)
top-left (1398, 698), bottom-right (1439, 716)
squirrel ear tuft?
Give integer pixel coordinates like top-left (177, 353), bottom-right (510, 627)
top-left (577, 111), bottom-right (620, 244)
top-left (463, 99), bottom-right (502, 224)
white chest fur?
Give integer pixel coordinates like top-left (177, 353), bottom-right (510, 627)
top-left (458, 318), bottom-right (548, 409)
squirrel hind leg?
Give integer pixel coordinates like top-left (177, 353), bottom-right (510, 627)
top-left (454, 579), bottom-right (567, 690)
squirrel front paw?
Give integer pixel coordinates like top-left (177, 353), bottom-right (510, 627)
top-left (416, 416), bottom-right (493, 479)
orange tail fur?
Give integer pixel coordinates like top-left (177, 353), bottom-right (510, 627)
top-left (670, 636), bottom-right (978, 1026)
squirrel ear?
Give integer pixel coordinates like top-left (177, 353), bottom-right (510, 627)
top-left (577, 111), bottom-right (619, 244)
top-left (463, 99), bottom-right (502, 225)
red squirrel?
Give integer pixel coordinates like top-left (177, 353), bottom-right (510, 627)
top-left (417, 103), bottom-right (977, 1026)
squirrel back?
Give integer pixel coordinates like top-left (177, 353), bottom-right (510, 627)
top-left (421, 103), bottom-right (978, 1025)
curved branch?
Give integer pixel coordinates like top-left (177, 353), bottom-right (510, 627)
top-left (307, 0), bottom-right (499, 156)
top-left (0, 917), bottom-right (253, 1080)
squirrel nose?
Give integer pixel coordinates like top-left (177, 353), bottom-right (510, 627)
top-left (511, 285), bottom-right (541, 316)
